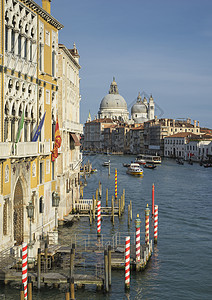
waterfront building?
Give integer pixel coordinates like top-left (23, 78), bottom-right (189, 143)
top-left (129, 124), bottom-right (144, 154)
top-left (0, 0), bottom-right (63, 255)
top-left (111, 125), bottom-right (131, 154)
top-left (83, 118), bottom-right (116, 151)
top-left (98, 77), bottom-right (129, 122)
top-left (144, 118), bottom-right (200, 156)
top-left (164, 132), bottom-right (212, 160)
top-left (131, 92), bottom-right (154, 123)
top-left (57, 43), bottom-right (83, 220)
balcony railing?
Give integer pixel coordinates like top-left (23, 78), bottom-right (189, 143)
top-left (11, 142), bottom-right (38, 157)
top-left (39, 141), bottom-right (51, 155)
top-left (63, 120), bottom-right (83, 134)
top-left (0, 143), bottom-right (12, 159)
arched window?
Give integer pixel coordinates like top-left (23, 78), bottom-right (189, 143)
top-left (11, 104), bottom-right (16, 142)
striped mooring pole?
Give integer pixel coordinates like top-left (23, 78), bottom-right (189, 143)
top-left (145, 204), bottom-right (150, 245)
top-left (135, 214), bottom-right (141, 262)
top-left (22, 243), bottom-right (28, 299)
top-left (154, 205), bottom-right (158, 244)
top-left (125, 236), bottom-right (130, 289)
top-left (152, 183), bottom-right (155, 217)
top-left (97, 200), bottom-right (101, 236)
top-left (115, 168), bottom-right (117, 199)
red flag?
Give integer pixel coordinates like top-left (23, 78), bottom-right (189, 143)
top-left (51, 118), bottom-right (61, 161)
top-left (55, 118), bottom-right (62, 149)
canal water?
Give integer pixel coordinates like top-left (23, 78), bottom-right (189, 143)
top-left (1, 155), bottom-right (212, 299)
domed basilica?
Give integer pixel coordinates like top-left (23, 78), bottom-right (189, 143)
top-left (96, 78), bottom-right (155, 124)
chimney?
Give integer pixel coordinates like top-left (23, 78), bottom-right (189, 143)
top-left (197, 121), bottom-right (199, 127)
top-left (194, 120), bottom-right (196, 127)
top-left (42, 0), bottom-right (51, 14)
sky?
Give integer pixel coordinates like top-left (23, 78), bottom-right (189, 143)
top-left (37, 0), bottom-right (212, 128)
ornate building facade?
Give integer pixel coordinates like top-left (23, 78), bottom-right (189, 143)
top-left (0, 0), bottom-right (63, 255)
top-left (57, 43), bottom-right (83, 220)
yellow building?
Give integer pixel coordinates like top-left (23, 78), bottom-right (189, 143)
top-left (0, 0), bottom-right (63, 256)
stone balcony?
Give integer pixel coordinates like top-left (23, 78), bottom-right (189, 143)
top-left (0, 141), bottom-right (51, 159)
top-left (63, 120), bottom-right (83, 134)
top-left (0, 143), bottom-right (12, 159)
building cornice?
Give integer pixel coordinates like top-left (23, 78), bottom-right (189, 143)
top-left (20, 0), bottom-right (64, 30)
top-left (58, 44), bottom-right (81, 69)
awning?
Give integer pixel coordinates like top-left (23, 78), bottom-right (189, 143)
top-left (71, 133), bottom-right (81, 146)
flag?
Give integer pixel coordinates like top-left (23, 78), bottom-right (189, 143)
top-left (16, 109), bottom-right (24, 143)
top-left (32, 111), bottom-right (46, 142)
top-left (51, 118), bottom-right (62, 162)
top-left (54, 118), bottom-right (62, 148)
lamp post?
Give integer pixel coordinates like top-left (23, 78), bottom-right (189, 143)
top-left (52, 191), bottom-right (60, 230)
top-left (26, 201), bottom-right (34, 246)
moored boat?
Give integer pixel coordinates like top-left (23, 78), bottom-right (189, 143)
top-left (102, 160), bottom-right (110, 166)
top-left (144, 164), bottom-right (157, 169)
top-left (126, 163), bottom-right (143, 176)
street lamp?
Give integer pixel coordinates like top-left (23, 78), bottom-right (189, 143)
top-left (26, 201), bottom-right (34, 246)
top-left (52, 191), bottom-right (60, 230)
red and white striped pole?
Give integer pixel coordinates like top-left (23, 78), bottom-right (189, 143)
top-left (135, 214), bottom-right (141, 262)
top-left (125, 236), bottom-right (130, 289)
top-left (145, 204), bottom-right (150, 245)
top-left (154, 205), bottom-right (158, 244)
top-left (115, 169), bottom-right (117, 199)
top-left (97, 200), bottom-right (101, 236)
top-left (152, 183), bottom-right (155, 217)
top-left (22, 242), bottom-right (28, 299)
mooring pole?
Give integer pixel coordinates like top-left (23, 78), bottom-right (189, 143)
top-left (125, 236), bottom-right (130, 290)
top-left (70, 277), bottom-right (75, 300)
top-left (106, 188), bottom-right (108, 207)
top-left (135, 214), bottom-right (141, 271)
top-left (28, 276), bottom-right (32, 300)
top-left (20, 284), bottom-right (24, 300)
top-left (145, 204), bottom-right (150, 245)
top-left (154, 205), bottom-right (158, 244)
top-left (70, 248), bottom-right (74, 278)
top-left (65, 289), bottom-right (70, 300)
top-left (108, 245), bottom-right (112, 286)
top-left (128, 205), bottom-right (130, 227)
top-left (104, 250), bottom-right (109, 292)
top-left (37, 248), bottom-right (41, 289)
top-left (111, 196), bottom-right (114, 225)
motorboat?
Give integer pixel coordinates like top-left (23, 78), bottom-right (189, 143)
top-left (91, 168), bottom-right (98, 173)
top-left (102, 160), bottom-right (110, 167)
top-left (144, 164), bottom-right (157, 169)
top-left (176, 159), bottom-right (184, 165)
top-left (135, 158), bottom-right (146, 165)
top-left (136, 154), bottom-right (161, 164)
top-left (126, 163), bottom-right (143, 176)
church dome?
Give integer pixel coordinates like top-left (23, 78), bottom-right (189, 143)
top-left (100, 94), bottom-right (127, 110)
top-left (99, 77), bottom-right (128, 114)
top-left (131, 92), bottom-right (147, 114)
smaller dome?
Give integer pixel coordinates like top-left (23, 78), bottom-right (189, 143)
top-left (131, 101), bottom-right (147, 114)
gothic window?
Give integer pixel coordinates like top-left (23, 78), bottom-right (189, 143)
top-left (11, 29), bottom-right (15, 53)
top-left (5, 165), bottom-right (9, 183)
top-left (30, 41), bottom-right (33, 61)
top-left (39, 43), bottom-right (42, 71)
top-left (5, 25), bottom-right (8, 51)
top-left (24, 38), bottom-right (27, 58)
top-left (39, 162), bottom-right (44, 184)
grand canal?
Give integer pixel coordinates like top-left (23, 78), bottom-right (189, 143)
top-left (1, 155), bottom-right (212, 299)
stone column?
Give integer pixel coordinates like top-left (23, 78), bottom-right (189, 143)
top-left (7, 26), bottom-right (12, 52)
